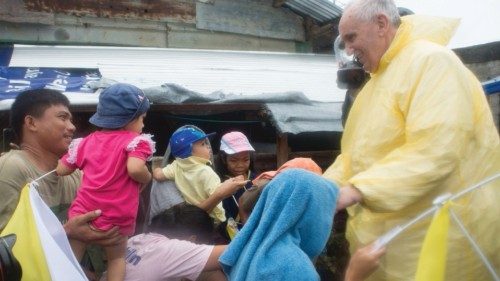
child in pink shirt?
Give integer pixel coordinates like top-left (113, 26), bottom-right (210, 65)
top-left (56, 83), bottom-right (154, 281)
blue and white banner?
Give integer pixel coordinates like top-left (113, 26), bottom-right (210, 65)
top-left (0, 67), bottom-right (101, 100)
top-left (483, 76), bottom-right (500, 95)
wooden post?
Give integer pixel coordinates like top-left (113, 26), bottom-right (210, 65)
top-left (273, 0), bottom-right (286, 8)
top-left (276, 133), bottom-right (289, 167)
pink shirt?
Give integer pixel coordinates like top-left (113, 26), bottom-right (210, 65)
top-left (124, 233), bottom-right (213, 281)
top-left (62, 131), bottom-right (154, 235)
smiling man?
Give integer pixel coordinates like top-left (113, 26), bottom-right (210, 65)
top-left (324, 0), bottom-right (500, 280)
top-left (0, 89), bottom-right (80, 228)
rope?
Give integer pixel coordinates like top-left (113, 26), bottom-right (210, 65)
top-left (33, 169), bottom-right (56, 182)
top-left (372, 172), bottom-right (500, 251)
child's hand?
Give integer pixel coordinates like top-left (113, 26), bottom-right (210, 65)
top-left (228, 175), bottom-right (248, 187)
top-left (219, 176), bottom-right (248, 196)
top-left (55, 159), bottom-right (76, 176)
top-left (153, 167), bottom-right (167, 181)
top-left (345, 243), bottom-right (386, 281)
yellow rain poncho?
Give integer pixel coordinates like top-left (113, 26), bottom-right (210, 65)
top-left (324, 15), bottom-right (500, 281)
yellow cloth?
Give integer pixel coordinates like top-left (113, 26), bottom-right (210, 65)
top-left (1, 185), bottom-right (51, 281)
top-left (415, 202), bottom-right (451, 281)
top-left (324, 15), bottom-right (500, 281)
top-left (162, 156), bottom-right (226, 222)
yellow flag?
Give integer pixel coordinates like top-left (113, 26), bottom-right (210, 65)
top-left (1, 184), bottom-right (51, 281)
top-left (415, 202), bottom-right (451, 281)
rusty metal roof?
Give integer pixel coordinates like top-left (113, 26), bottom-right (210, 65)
top-left (283, 0), bottom-right (343, 23)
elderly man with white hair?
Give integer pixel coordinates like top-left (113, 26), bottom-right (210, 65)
top-left (325, 0), bottom-right (500, 280)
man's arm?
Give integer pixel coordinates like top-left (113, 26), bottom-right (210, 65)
top-left (347, 52), bottom-right (475, 212)
top-left (203, 245), bottom-right (227, 271)
top-left (63, 210), bottom-right (126, 246)
top-left (0, 153), bottom-right (29, 230)
top-left (336, 184), bottom-right (363, 211)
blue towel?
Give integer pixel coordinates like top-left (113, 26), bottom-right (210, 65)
top-left (219, 168), bottom-right (339, 281)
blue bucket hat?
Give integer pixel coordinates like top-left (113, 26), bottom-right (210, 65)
top-left (170, 127), bottom-right (215, 159)
top-left (89, 83), bottom-right (150, 129)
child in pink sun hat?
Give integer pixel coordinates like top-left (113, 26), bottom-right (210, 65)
top-left (215, 131), bottom-right (257, 220)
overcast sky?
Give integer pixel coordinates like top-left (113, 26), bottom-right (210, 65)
top-left (333, 0), bottom-right (500, 49)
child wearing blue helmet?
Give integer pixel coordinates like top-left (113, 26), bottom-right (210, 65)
top-left (153, 127), bottom-right (247, 223)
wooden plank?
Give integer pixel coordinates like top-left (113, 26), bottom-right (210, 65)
top-left (70, 103), bottom-right (265, 114)
top-left (150, 103), bottom-right (265, 115)
top-left (0, 16), bottom-right (168, 47)
top-left (196, 0), bottom-right (305, 41)
top-left (167, 22), bottom-right (297, 51)
top-left (24, 0), bottom-right (196, 23)
top-left (273, 0), bottom-right (287, 8)
top-left (0, 0), bottom-right (54, 24)
top-left (276, 133), bottom-right (289, 167)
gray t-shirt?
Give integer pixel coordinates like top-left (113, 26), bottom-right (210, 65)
top-left (0, 150), bottom-right (81, 230)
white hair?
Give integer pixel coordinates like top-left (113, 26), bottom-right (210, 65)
top-left (344, 0), bottom-right (401, 27)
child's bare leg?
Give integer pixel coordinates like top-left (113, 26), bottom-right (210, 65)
top-left (104, 239), bottom-right (127, 281)
top-left (69, 238), bottom-right (87, 262)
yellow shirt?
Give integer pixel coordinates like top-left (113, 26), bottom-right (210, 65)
top-left (162, 156), bottom-right (226, 222)
top-left (324, 15), bottom-right (500, 281)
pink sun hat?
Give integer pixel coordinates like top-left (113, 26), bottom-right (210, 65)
top-left (220, 131), bottom-right (255, 155)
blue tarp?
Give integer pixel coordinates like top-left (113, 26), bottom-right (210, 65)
top-left (483, 76), bottom-right (500, 95)
top-left (0, 67), bottom-right (101, 100)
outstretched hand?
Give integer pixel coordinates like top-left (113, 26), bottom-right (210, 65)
top-left (197, 176), bottom-right (249, 213)
top-left (63, 210), bottom-right (126, 247)
top-left (345, 243), bottom-right (386, 281)
top-left (219, 175), bottom-right (248, 198)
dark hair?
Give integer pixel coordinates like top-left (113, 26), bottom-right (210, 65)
top-left (0, 234), bottom-right (22, 281)
top-left (149, 203), bottom-right (214, 244)
top-left (9, 89), bottom-right (70, 142)
top-left (214, 150), bottom-right (256, 179)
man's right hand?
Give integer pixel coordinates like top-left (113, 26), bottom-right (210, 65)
top-left (63, 210), bottom-right (126, 246)
top-left (345, 243), bottom-right (386, 281)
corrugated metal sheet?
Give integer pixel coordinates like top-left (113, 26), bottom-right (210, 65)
top-left (284, 0), bottom-right (342, 23)
top-left (7, 45), bottom-right (344, 103)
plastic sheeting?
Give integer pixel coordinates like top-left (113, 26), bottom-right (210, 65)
top-left (265, 102), bottom-right (343, 134)
top-left (145, 83), bottom-right (344, 134)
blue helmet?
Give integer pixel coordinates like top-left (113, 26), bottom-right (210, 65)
top-left (170, 127), bottom-right (215, 159)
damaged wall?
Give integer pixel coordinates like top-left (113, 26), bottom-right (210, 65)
top-left (0, 0), bottom-right (312, 52)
